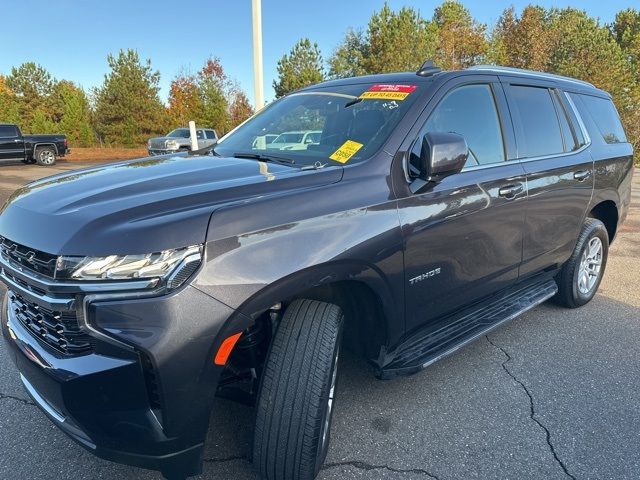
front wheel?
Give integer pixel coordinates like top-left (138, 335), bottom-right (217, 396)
top-left (555, 218), bottom-right (609, 308)
top-left (35, 146), bottom-right (57, 166)
top-left (253, 299), bottom-right (343, 480)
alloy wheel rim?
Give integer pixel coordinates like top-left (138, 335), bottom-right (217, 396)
top-left (39, 151), bottom-right (54, 164)
top-left (577, 237), bottom-right (603, 295)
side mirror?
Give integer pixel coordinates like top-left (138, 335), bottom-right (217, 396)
top-left (410, 132), bottom-right (468, 193)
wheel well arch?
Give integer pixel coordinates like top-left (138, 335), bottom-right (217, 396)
top-left (589, 200), bottom-right (618, 243)
top-left (33, 143), bottom-right (58, 155)
top-left (233, 272), bottom-right (394, 365)
top-left (288, 280), bottom-right (389, 360)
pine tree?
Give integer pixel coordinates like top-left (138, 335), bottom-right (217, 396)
top-left (273, 39), bottom-right (324, 98)
top-left (328, 29), bottom-right (368, 79)
top-left (198, 58), bottom-right (231, 133)
top-left (52, 81), bottom-right (95, 146)
top-left (364, 4), bottom-right (437, 74)
top-left (6, 62), bottom-right (56, 130)
top-left (93, 49), bottom-right (166, 146)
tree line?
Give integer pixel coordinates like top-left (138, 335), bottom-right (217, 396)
top-left (0, 2), bottom-right (638, 153)
top-left (0, 50), bottom-right (254, 147)
top-left (273, 2), bottom-right (640, 159)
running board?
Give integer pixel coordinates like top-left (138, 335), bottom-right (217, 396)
top-left (377, 277), bottom-right (558, 379)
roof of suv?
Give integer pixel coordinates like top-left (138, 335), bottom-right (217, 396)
top-left (306, 65), bottom-right (605, 96)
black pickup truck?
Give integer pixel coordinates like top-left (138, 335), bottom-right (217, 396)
top-left (0, 123), bottom-right (69, 166)
top-left (0, 64), bottom-right (634, 480)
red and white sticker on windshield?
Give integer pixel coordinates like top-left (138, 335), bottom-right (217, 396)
top-left (359, 84), bottom-right (417, 101)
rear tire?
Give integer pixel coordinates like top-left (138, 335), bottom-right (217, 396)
top-left (253, 299), bottom-right (343, 480)
top-left (35, 146), bottom-right (57, 166)
top-left (555, 218), bottom-right (609, 308)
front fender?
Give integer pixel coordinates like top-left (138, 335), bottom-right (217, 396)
top-left (193, 202), bottom-right (405, 342)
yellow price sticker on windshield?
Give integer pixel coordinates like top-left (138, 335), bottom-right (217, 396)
top-left (330, 140), bottom-right (364, 163)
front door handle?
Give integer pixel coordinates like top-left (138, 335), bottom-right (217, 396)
top-left (498, 183), bottom-right (524, 199)
top-left (574, 170), bottom-right (591, 182)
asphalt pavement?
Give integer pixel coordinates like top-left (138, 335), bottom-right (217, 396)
top-left (0, 161), bottom-right (639, 480)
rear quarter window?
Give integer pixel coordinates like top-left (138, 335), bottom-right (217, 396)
top-left (570, 93), bottom-right (627, 144)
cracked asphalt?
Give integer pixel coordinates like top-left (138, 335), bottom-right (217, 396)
top-left (0, 161), bottom-right (639, 480)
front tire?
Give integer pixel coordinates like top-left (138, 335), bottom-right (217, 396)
top-left (253, 299), bottom-right (343, 480)
top-left (555, 218), bottom-right (609, 308)
top-left (35, 146), bottom-right (57, 166)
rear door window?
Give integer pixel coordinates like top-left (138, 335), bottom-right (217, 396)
top-left (507, 85), bottom-right (564, 158)
top-left (570, 93), bottom-right (627, 144)
top-left (0, 125), bottom-right (18, 137)
top-left (205, 130), bottom-right (217, 140)
top-left (418, 84), bottom-right (505, 167)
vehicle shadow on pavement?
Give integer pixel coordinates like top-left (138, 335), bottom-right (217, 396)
top-left (2, 294), bottom-right (640, 480)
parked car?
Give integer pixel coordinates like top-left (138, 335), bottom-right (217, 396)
top-left (147, 127), bottom-right (217, 155)
top-left (251, 133), bottom-right (278, 149)
top-left (0, 123), bottom-right (69, 166)
top-left (267, 130), bottom-right (321, 150)
top-left (0, 64), bottom-right (633, 480)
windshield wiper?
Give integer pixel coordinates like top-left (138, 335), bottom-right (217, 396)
top-left (188, 141), bottom-right (220, 157)
top-left (344, 98), bottom-right (363, 108)
top-left (233, 152), bottom-right (296, 166)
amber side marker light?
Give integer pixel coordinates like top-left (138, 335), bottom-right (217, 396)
top-left (214, 332), bottom-right (243, 365)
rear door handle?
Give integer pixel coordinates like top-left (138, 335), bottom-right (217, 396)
top-left (574, 170), bottom-right (591, 182)
top-left (498, 183), bottom-right (524, 199)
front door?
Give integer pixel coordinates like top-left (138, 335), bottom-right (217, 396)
top-left (0, 125), bottom-right (24, 163)
top-left (397, 78), bottom-right (526, 334)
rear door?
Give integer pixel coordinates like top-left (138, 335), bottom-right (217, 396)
top-left (501, 79), bottom-right (594, 277)
top-left (397, 75), bottom-right (527, 333)
top-left (0, 125), bottom-right (24, 163)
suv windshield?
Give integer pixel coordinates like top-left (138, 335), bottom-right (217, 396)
top-left (167, 128), bottom-right (190, 138)
top-left (216, 82), bottom-right (423, 166)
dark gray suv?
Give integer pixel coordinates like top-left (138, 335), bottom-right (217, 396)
top-left (0, 63), bottom-right (633, 480)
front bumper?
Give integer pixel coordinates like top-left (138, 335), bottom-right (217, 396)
top-left (148, 148), bottom-right (179, 156)
top-left (0, 258), bottom-right (249, 477)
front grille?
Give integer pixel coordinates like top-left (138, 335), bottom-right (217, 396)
top-left (8, 291), bottom-right (93, 356)
top-left (0, 236), bottom-right (57, 278)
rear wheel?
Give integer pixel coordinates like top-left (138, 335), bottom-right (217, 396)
top-left (555, 218), bottom-right (609, 308)
top-left (35, 146), bottom-right (57, 166)
top-left (253, 299), bottom-right (343, 480)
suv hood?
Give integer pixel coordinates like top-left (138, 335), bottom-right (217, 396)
top-left (0, 154), bottom-right (342, 256)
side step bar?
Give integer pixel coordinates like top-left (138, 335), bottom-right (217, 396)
top-left (377, 276), bottom-right (558, 379)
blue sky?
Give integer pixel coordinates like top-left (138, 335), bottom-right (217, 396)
top-left (0, 0), bottom-right (632, 106)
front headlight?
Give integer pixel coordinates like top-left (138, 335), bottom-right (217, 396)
top-left (54, 245), bottom-right (202, 289)
top-left (165, 139), bottom-right (179, 150)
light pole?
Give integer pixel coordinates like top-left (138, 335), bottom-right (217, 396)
top-left (252, 0), bottom-right (265, 111)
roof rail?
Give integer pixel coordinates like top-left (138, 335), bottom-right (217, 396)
top-left (467, 65), bottom-right (595, 88)
top-left (416, 60), bottom-right (442, 77)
